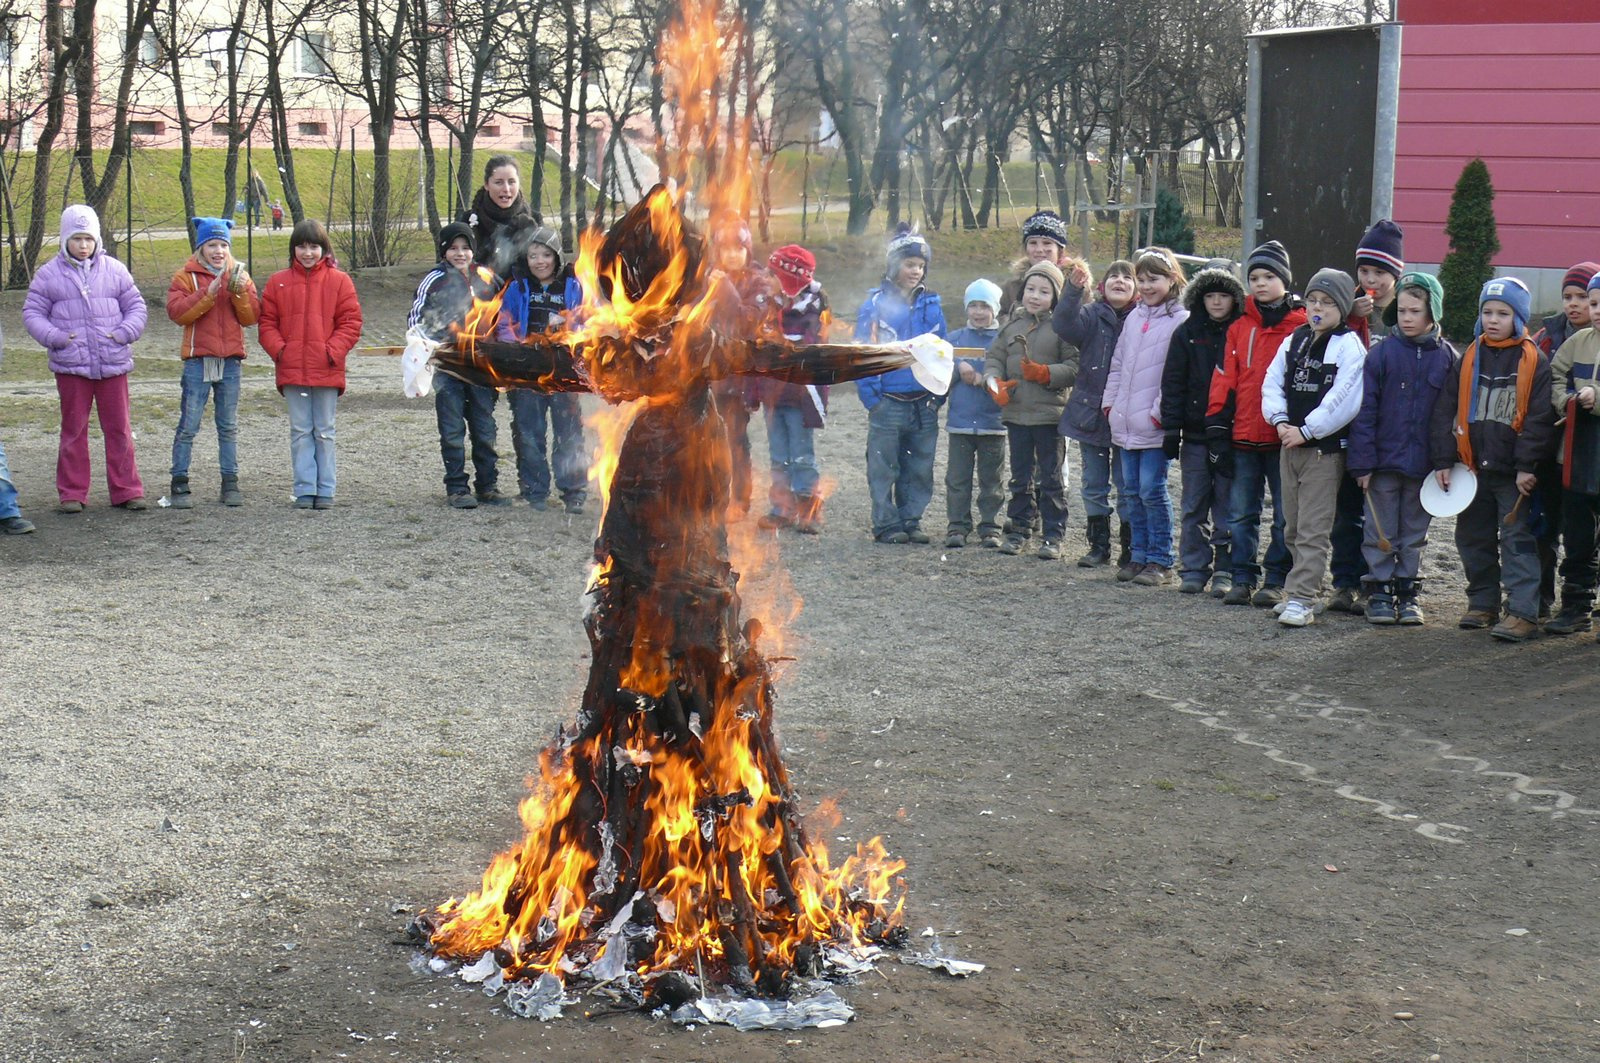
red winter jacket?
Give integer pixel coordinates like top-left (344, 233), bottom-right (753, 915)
top-left (1206, 297), bottom-right (1308, 448)
top-left (166, 257), bottom-right (261, 359)
top-left (258, 257), bottom-right (363, 393)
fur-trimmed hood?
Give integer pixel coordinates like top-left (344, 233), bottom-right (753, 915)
top-left (1181, 267), bottom-right (1245, 318)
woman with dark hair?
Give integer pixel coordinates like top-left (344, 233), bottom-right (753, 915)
top-left (258, 218), bottom-right (363, 509)
top-left (461, 154), bottom-right (537, 276)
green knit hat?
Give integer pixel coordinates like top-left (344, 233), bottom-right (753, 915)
top-left (1383, 270), bottom-right (1444, 329)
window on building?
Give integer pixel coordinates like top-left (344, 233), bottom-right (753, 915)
top-left (298, 121), bottom-right (328, 137)
top-left (212, 122), bottom-right (238, 138)
top-left (129, 120), bottom-right (165, 137)
top-left (296, 31), bottom-right (328, 78)
top-left (203, 28), bottom-right (241, 74)
top-left (0, 20), bottom-right (14, 67)
top-left (479, 124), bottom-right (500, 138)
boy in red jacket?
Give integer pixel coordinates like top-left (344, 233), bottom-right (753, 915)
top-left (1205, 240), bottom-right (1307, 606)
top-left (165, 217), bottom-right (260, 508)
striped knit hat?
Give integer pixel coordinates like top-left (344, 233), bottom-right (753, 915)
top-left (1355, 220), bottom-right (1405, 278)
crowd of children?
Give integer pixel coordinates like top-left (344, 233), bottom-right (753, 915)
top-left (8, 196), bottom-right (1600, 647)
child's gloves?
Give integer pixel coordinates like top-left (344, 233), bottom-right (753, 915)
top-left (1020, 357), bottom-right (1050, 385)
top-left (228, 264), bottom-right (251, 294)
top-left (1205, 431), bottom-right (1234, 478)
top-left (1162, 432), bottom-right (1181, 460)
top-left (987, 377), bottom-right (1018, 407)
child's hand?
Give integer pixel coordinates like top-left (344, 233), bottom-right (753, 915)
top-left (988, 377), bottom-right (1017, 407)
top-left (1020, 357), bottom-right (1050, 384)
top-left (1357, 474), bottom-right (1370, 489)
top-left (1580, 385), bottom-right (1597, 411)
top-left (1435, 468), bottom-right (1451, 490)
top-left (958, 362), bottom-right (980, 386)
top-left (1278, 424), bottom-right (1307, 448)
top-left (1068, 260), bottom-right (1091, 289)
top-left (1352, 291), bottom-right (1374, 318)
top-left (1517, 471), bottom-right (1537, 496)
top-left (207, 274), bottom-right (224, 296)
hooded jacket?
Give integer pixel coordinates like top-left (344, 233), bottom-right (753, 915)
top-left (1161, 268), bottom-right (1243, 444)
top-left (1347, 328), bottom-right (1456, 479)
top-left (166, 254), bottom-right (260, 359)
top-left (1104, 298), bottom-right (1189, 450)
top-left (1206, 296), bottom-right (1308, 448)
top-left (23, 206), bottom-right (148, 379)
top-left (258, 255), bottom-right (364, 393)
top-left (1051, 281), bottom-right (1129, 447)
top-left (984, 306), bottom-right (1078, 427)
top-left (854, 280), bottom-right (947, 409)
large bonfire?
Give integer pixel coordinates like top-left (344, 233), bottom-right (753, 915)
top-left (409, 0), bottom-right (955, 1026)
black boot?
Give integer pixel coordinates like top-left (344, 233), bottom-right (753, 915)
top-left (1366, 581), bottom-right (1397, 625)
top-left (220, 474), bottom-right (243, 507)
top-left (1545, 589), bottom-right (1594, 635)
top-left (1077, 515), bottom-right (1111, 567)
top-left (1117, 520), bottom-right (1132, 568)
top-left (169, 475), bottom-right (193, 510)
top-left (1395, 578), bottom-right (1425, 626)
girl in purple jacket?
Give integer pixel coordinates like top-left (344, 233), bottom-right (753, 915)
top-left (23, 205), bottom-right (150, 511)
top-left (1104, 248), bottom-right (1189, 585)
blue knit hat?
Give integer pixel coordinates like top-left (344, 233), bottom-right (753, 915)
top-left (1478, 276), bottom-right (1531, 338)
top-left (192, 217), bottom-right (233, 249)
top-left (964, 278), bottom-right (1002, 315)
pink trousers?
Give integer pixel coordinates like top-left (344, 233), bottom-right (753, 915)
top-left (56, 372), bottom-right (144, 504)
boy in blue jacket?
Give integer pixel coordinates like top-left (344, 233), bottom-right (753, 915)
top-left (944, 279), bottom-right (1005, 547)
top-left (497, 221), bottom-right (588, 513)
top-left (855, 224), bottom-right (947, 543)
top-left (1348, 272), bottom-right (1454, 625)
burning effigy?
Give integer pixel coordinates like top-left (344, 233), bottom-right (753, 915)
top-left (406, 0), bottom-right (966, 1030)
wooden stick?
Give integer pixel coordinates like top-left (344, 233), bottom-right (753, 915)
top-left (1364, 487), bottom-right (1393, 553)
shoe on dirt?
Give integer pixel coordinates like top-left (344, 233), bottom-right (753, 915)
top-left (448, 493), bottom-right (478, 509)
top-left (1396, 597), bottom-right (1424, 625)
top-left (1366, 594), bottom-right (1398, 625)
top-left (57, 500), bottom-right (84, 514)
top-left (876, 530), bottom-right (910, 544)
top-left (1037, 539), bottom-right (1062, 561)
top-left (998, 536), bottom-right (1023, 555)
top-left (945, 531), bottom-right (967, 549)
top-left (477, 489), bottom-right (511, 507)
top-left (1209, 572), bottom-right (1234, 599)
top-left (312, 496), bottom-right (333, 510)
top-left (906, 527), bottom-right (931, 544)
top-left (294, 496), bottom-right (315, 510)
top-left (1278, 600), bottom-right (1315, 627)
top-left (980, 532), bottom-right (1003, 549)
top-left (1222, 583), bottom-right (1253, 606)
top-left (1132, 564), bottom-right (1171, 587)
top-left (1490, 615), bottom-right (1539, 642)
top-left (1251, 585), bottom-right (1285, 607)
top-left (1115, 561), bottom-right (1142, 582)
top-left (1, 515), bottom-right (35, 534)
top-left (116, 497), bottom-right (150, 511)
top-left (1178, 576), bottom-right (1205, 594)
top-left (1457, 609), bottom-right (1497, 630)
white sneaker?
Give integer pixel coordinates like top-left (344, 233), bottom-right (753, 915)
top-left (1279, 600), bottom-right (1315, 627)
top-left (1273, 600), bottom-right (1289, 616)
top-left (1275, 598), bottom-right (1326, 616)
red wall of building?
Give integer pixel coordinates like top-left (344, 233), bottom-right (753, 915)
top-left (1393, 4), bottom-right (1600, 269)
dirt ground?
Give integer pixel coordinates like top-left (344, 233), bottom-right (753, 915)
top-left (2, 274), bottom-right (1599, 1063)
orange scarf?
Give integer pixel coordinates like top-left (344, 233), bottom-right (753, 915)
top-left (1454, 335), bottom-right (1539, 468)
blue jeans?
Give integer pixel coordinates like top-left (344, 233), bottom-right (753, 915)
top-left (1228, 446), bottom-right (1290, 587)
top-left (1077, 441), bottom-right (1127, 522)
top-left (1006, 423), bottom-right (1068, 541)
top-left (0, 436), bottom-right (19, 519)
top-left (434, 374), bottom-right (500, 496)
top-left (1330, 468), bottom-right (1367, 590)
top-left (1119, 446), bottom-right (1175, 566)
top-left (170, 357), bottom-right (241, 478)
top-left (284, 386), bottom-right (338, 499)
top-left (865, 395), bottom-right (937, 537)
top-left (764, 404), bottom-right (819, 515)
top-left (508, 389), bottom-right (586, 503)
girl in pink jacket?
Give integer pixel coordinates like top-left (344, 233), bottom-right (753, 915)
top-left (1103, 248), bottom-right (1189, 584)
top-left (23, 205), bottom-right (150, 511)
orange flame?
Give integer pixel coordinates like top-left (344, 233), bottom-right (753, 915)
top-left (425, 0), bottom-right (906, 989)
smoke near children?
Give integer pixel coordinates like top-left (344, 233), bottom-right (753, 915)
top-left (411, 0), bottom-right (956, 1025)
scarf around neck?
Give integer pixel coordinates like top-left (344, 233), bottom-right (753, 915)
top-left (1454, 334), bottom-right (1538, 468)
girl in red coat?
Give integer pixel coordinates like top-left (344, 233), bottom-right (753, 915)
top-left (258, 219), bottom-right (363, 509)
